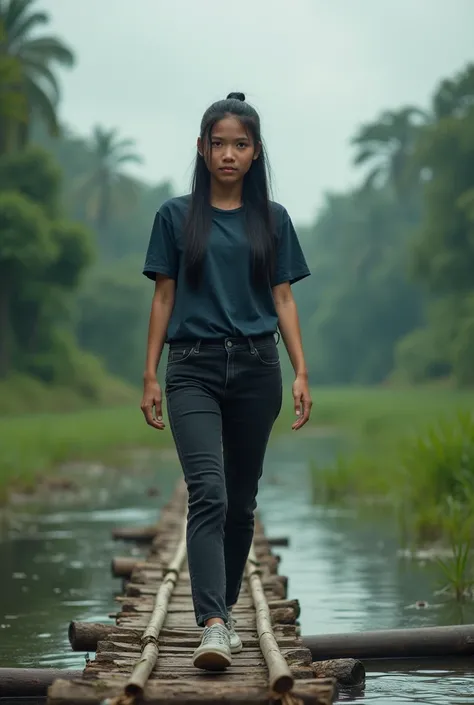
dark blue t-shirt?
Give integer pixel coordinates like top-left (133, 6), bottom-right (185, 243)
top-left (143, 195), bottom-right (310, 342)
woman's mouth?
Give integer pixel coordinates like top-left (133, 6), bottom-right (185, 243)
top-left (219, 167), bottom-right (237, 173)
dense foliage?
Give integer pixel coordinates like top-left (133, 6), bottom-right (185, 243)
top-left (1, 0), bottom-right (474, 398)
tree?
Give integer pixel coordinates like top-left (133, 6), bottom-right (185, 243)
top-left (0, 145), bottom-right (95, 383)
top-left (0, 190), bottom-right (55, 376)
top-left (351, 106), bottom-right (428, 209)
top-left (0, 143), bottom-right (62, 216)
top-left (76, 257), bottom-right (150, 384)
top-left (0, 51), bottom-right (26, 152)
top-left (293, 187), bottom-right (423, 385)
top-left (74, 126), bottom-right (143, 236)
top-left (396, 63), bottom-right (474, 386)
top-left (411, 107), bottom-right (474, 294)
top-left (433, 62), bottom-right (474, 120)
top-left (0, 0), bottom-right (75, 150)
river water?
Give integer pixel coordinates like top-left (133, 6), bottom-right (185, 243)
top-left (1, 433), bottom-right (474, 704)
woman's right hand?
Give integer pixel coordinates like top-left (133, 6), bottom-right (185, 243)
top-left (140, 378), bottom-right (166, 430)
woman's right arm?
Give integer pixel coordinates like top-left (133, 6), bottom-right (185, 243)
top-left (140, 274), bottom-right (175, 430)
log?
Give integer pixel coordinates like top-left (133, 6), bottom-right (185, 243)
top-left (302, 624), bottom-right (474, 660)
top-left (68, 621), bottom-right (299, 651)
top-left (267, 536), bottom-right (290, 547)
top-left (111, 556), bottom-right (140, 577)
top-left (124, 574), bottom-right (287, 598)
top-left (0, 668), bottom-right (79, 697)
top-left (112, 525), bottom-right (157, 542)
top-left (68, 621), bottom-right (119, 652)
top-left (312, 659), bottom-right (365, 686)
top-left (48, 677), bottom-right (336, 704)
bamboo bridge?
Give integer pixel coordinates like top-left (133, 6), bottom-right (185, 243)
top-left (47, 480), bottom-right (337, 704)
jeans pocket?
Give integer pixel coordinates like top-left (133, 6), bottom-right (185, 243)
top-left (167, 346), bottom-right (194, 366)
top-left (253, 344), bottom-right (280, 367)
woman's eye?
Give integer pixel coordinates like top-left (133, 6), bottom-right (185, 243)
top-left (212, 141), bottom-right (222, 147)
top-left (237, 143), bottom-right (248, 149)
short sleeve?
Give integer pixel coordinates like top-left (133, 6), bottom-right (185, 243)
top-left (273, 207), bottom-right (311, 286)
top-left (142, 211), bottom-right (179, 281)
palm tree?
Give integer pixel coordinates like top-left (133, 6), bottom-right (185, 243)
top-left (0, 53), bottom-right (27, 152)
top-left (351, 106), bottom-right (429, 203)
top-left (75, 126), bottom-right (144, 232)
top-left (0, 0), bottom-right (75, 149)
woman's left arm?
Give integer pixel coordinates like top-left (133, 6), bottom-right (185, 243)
top-left (273, 282), bottom-right (312, 430)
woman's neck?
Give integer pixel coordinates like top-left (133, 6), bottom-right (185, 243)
top-left (210, 178), bottom-right (243, 210)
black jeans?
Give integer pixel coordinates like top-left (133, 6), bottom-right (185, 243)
top-left (165, 334), bottom-right (282, 627)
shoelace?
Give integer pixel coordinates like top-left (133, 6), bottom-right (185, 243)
top-left (226, 615), bottom-right (237, 632)
top-left (202, 624), bottom-right (229, 646)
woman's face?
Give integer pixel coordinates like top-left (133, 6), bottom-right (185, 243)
top-left (198, 116), bottom-right (261, 185)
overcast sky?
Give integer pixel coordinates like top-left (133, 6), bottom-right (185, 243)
top-left (44, 0), bottom-right (474, 225)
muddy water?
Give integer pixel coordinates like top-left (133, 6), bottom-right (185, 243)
top-left (1, 435), bottom-right (474, 703)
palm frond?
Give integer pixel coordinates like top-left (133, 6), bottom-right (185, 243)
top-left (352, 147), bottom-right (376, 166)
top-left (19, 36), bottom-right (75, 66)
top-left (6, 10), bottom-right (48, 47)
top-left (2, 0), bottom-right (37, 30)
top-left (362, 164), bottom-right (385, 192)
top-left (22, 56), bottom-right (60, 103)
top-left (115, 152), bottom-right (144, 166)
top-left (24, 74), bottom-right (59, 135)
top-left (113, 137), bottom-right (137, 151)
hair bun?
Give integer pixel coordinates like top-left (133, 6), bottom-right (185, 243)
top-left (227, 92), bottom-right (246, 102)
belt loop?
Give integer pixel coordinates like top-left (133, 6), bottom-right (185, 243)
top-left (248, 336), bottom-right (256, 354)
top-left (274, 330), bottom-right (281, 345)
top-left (194, 339), bottom-right (201, 354)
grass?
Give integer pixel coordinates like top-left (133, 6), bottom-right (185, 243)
top-left (310, 386), bottom-right (474, 540)
top-left (0, 382), bottom-right (318, 501)
top-left (2, 382), bottom-right (474, 507)
top-left (0, 373), bottom-right (138, 416)
top-left (0, 404), bottom-right (175, 500)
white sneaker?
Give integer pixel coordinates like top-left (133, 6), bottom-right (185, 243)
top-left (192, 623), bottom-right (232, 671)
top-left (226, 610), bottom-right (243, 653)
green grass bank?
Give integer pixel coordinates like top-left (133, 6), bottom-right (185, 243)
top-left (2, 384), bottom-right (474, 526)
top-left (310, 386), bottom-right (474, 545)
top-left (0, 384), bottom-right (303, 501)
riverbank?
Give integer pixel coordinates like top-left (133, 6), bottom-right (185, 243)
top-left (310, 386), bottom-right (474, 545)
top-left (2, 385), bottom-right (474, 517)
top-left (0, 390), bottom-right (306, 502)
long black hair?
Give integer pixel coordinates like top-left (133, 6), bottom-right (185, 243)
top-left (184, 92), bottom-right (275, 288)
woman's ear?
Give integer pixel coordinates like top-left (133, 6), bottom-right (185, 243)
top-left (197, 137), bottom-right (203, 157)
top-left (253, 141), bottom-right (262, 160)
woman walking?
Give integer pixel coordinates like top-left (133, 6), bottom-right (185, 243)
top-left (140, 92), bottom-right (312, 671)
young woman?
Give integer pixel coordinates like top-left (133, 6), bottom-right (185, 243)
top-left (141, 92), bottom-right (312, 671)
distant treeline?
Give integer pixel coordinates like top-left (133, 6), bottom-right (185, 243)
top-left (1, 0), bottom-right (474, 399)
top-left (294, 62), bottom-right (474, 387)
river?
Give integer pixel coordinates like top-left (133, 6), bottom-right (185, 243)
top-left (1, 433), bottom-right (474, 704)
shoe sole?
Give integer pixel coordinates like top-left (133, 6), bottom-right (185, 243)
top-left (230, 641), bottom-right (243, 654)
top-left (193, 649), bottom-right (232, 671)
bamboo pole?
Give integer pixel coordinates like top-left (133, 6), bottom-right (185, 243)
top-left (122, 516), bottom-right (187, 698)
top-left (245, 543), bottom-right (294, 696)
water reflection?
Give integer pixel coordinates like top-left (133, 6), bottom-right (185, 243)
top-left (1, 435), bottom-right (474, 703)
top-left (0, 457), bottom-right (180, 670)
top-left (260, 434), bottom-right (474, 703)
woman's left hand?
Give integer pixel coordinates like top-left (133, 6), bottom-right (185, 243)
top-left (291, 374), bottom-right (312, 430)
